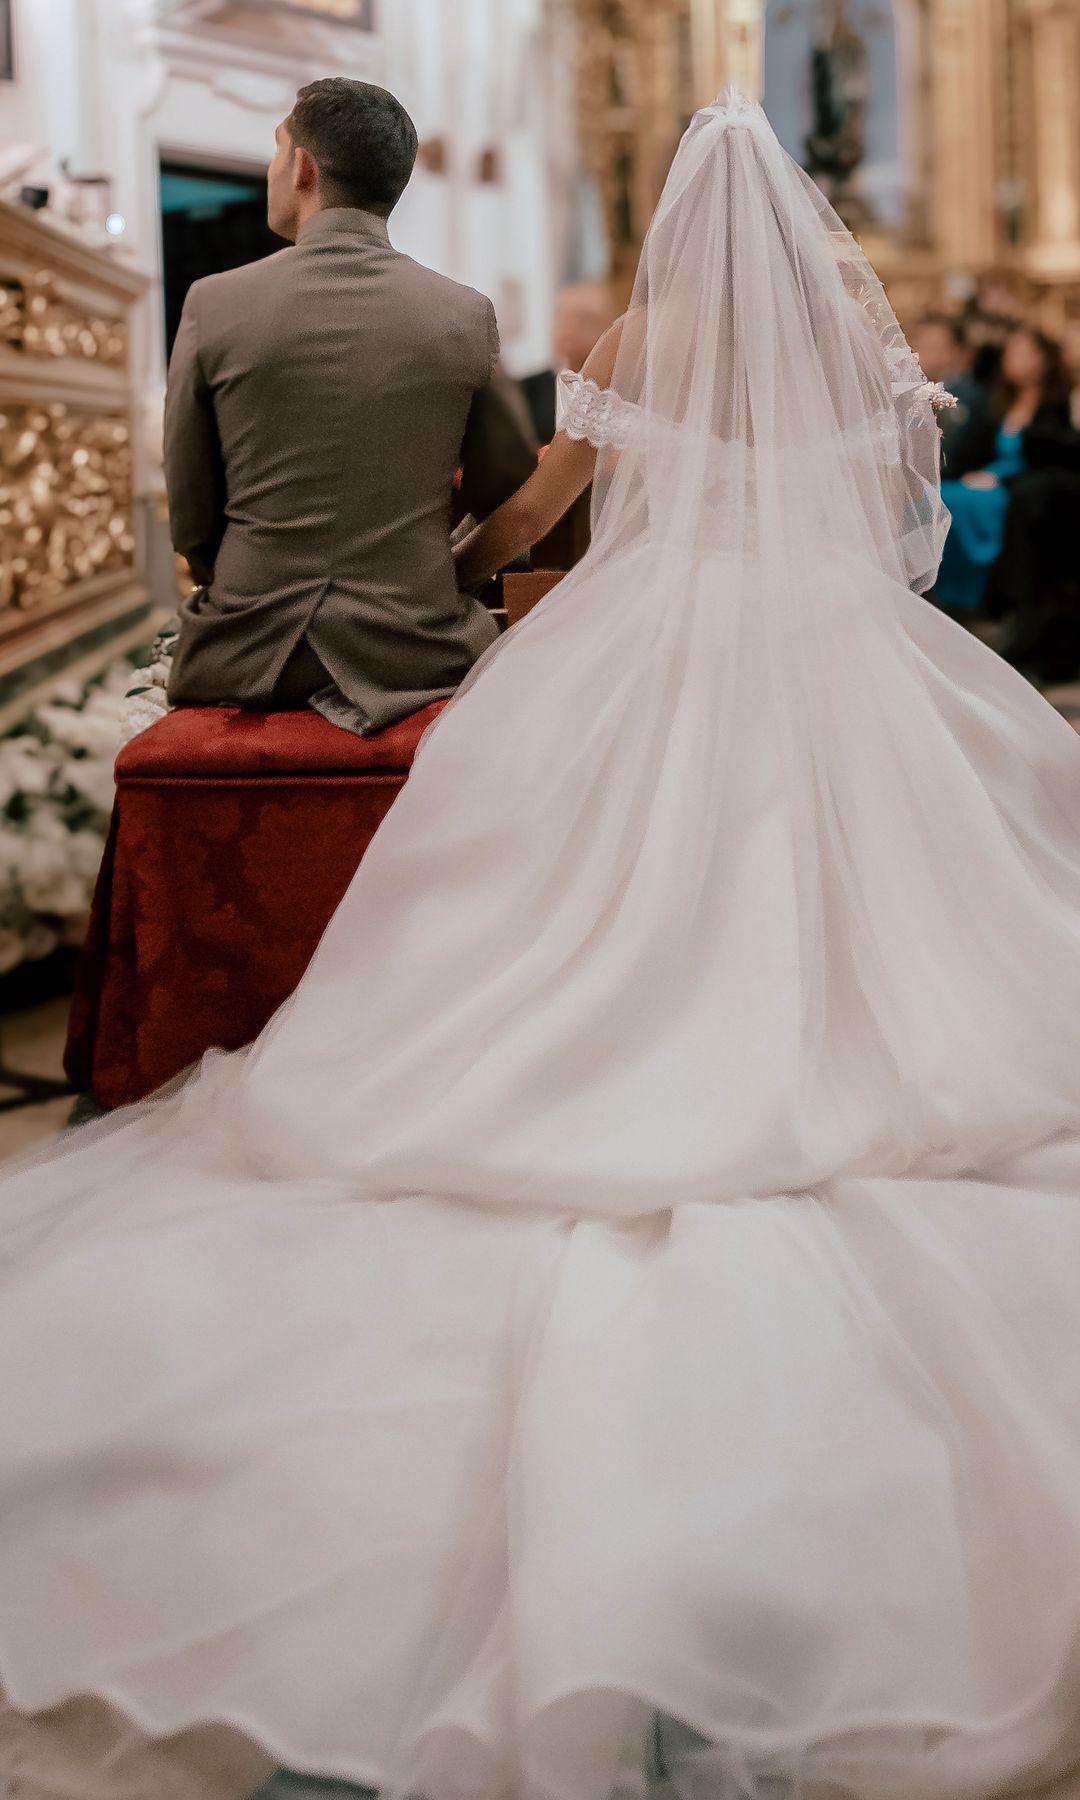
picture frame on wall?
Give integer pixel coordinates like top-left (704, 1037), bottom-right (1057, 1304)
top-left (0, 2), bottom-right (13, 81)
top-left (266, 0), bottom-right (374, 24)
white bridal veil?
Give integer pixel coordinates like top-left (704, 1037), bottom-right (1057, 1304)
top-left (559, 90), bottom-right (951, 598)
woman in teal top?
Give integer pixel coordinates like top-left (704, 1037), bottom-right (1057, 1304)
top-left (936, 326), bottom-right (1069, 613)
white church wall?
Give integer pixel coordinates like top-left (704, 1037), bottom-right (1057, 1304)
top-left (2, 0), bottom-right (565, 510)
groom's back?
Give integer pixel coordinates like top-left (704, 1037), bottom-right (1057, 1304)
top-left (198, 213), bottom-right (494, 583)
top-left (164, 207), bottom-right (513, 726)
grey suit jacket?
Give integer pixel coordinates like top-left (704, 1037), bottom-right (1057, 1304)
top-left (163, 207), bottom-right (536, 731)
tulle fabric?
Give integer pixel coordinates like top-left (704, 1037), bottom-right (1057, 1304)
top-left (586, 90), bottom-right (949, 600)
top-left (4, 96), bottom-right (1080, 1800)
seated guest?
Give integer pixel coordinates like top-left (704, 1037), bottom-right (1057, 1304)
top-left (554, 282), bottom-right (619, 377)
top-left (505, 285), bottom-right (619, 452)
top-left (933, 325), bottom-right (1069, 616)
top-left (993, 321), bottom-right (1080, 681)
top-left (164, 78), bottom-right (536, 737)
top-left (911, 315), bottom-right (996, 477)
top-left (961, 294), bottom-right (1016, 389)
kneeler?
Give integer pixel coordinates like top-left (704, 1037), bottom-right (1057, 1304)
top-left (64, 701), bottom-right (447, 1110)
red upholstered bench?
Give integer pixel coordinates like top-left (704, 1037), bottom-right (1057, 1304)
top-left (64, 701), bottom-right (446, 1109)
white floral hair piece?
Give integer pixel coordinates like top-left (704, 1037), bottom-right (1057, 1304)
top-left (705, 88), bottom-right (766, 130)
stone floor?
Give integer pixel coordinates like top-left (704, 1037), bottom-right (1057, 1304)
top-left (3, 1690), bottom-right (1080, 1800)
top-left (0, 996), bottom-right (73, 1160)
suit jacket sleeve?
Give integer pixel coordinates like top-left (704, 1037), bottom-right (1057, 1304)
top-left (164, 284), bottom-right (226, 587)
top-left (457, 299), bottom-right (538, 520)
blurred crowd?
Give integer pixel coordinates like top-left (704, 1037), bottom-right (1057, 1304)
top-left (913, 302), bottom-right (1080, 686)
top-left (525, 284), bottom-right (1080, 691)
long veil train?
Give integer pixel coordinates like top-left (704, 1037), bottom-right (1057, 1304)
top-left (4, 92), bottom-right (1080, 1800)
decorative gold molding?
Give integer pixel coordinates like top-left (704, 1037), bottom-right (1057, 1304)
top-left (571, 0), bottom-right (1080, 319)
top-left (690, 0), bottom-right (764, 104)
top-left (0, 204), bottom-right (148, 684)
top-left (0, 405), bottom-right (135, 617)
top-left (926, 0), bottom-right (1001, 270)
top-left (0, 202), bottom-right (145, 309)
top-left (572, 0), bottom-right (696, 280)
top-left (0, 272), bottom-right (128, 368)
top-left (1022, 0), bottom-right (1080, 269)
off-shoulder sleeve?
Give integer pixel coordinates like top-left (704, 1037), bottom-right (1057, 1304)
top-left (555, 370), bottom-right (644, 451)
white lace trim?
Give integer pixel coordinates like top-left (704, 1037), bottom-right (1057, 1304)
top-left (556, 370), bottom-right (644, 451)
top-left (556, 368), bottom-right (901, 467)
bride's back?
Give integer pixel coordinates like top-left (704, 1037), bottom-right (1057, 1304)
top-left (582, 94), bottom-right (948, 600)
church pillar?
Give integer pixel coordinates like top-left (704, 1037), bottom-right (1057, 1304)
top-left (927, 0), bottom-right (999, 271)
top-left (1023, 0), bottom-right (1080, 278)
top-left (690, 0), bottom-right (764, 105)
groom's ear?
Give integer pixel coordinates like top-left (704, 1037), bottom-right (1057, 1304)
top-left (292, 144), bottom-right (320, 198)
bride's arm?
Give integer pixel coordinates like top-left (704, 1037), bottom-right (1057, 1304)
top-left (453, 317), bottom-right (625, 591)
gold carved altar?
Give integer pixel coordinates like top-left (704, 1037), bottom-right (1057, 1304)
top-left (0, 202), bottom-right (150, 705)
top-left (573, 0), bottom-right (1080, 329)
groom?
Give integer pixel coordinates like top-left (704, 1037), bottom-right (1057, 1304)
top-left (164, 78), bottom-right (536, 735)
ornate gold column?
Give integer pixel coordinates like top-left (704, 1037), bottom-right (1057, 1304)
top-left (927, 0), bottom-right (1001, 271)
top-left (1022, 0), bottom-right (1080, 278)
top-left (690, 0), bottom-right (764, 105)
top-left (572, 0), bottom-right (697, 280)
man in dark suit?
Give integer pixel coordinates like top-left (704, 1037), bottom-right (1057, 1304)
top-left (164, 78), bottom-right (536, 735)
top-left (911, 315), bottom-right (997, 479)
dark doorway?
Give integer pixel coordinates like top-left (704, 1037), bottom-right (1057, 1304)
top-left (0, 0), bottom-right (13, 79)
top-left (159, 160), bottom-right (283, 359)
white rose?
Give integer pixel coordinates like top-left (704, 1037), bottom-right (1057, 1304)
top-left (67, 827), bottom-right (106, 880)
top-left (23, 806), bottom-right (68, 844)
top-left (85, 687), bottom-right (128, 722)
top-left (0, 741), bottom-right (53, 798)
top-left (21, 833), bottom-right (65, 872)
top-left (34, 706), bottom-right (121, 759)
top-left (62, 756), bottom-right (117, 816)
top-left (121, 689), bottom-right (170, 745)
top-left (100, 660), bottom-right (140, 697)
top-left (0, 827), bottom-right (28, 876)
top-left (23, 867), bottom-right (90, 915)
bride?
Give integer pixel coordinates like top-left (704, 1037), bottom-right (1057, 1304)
top-left (4, 91), bottom-right (1080, 1800)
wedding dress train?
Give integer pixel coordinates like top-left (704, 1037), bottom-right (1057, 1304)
top-left (3, 94), bottom-right (1080, 1800)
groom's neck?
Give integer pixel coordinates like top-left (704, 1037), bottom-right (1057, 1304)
top-left (288, 193), bottom-right (325, 242)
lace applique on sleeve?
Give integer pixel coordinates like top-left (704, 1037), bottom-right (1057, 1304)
top-left (555, 370), bottom-right (644, 451)
top-left (885, 346), bottom-right (958, 419)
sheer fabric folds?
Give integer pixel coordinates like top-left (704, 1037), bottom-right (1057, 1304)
top-left (3, 94), bottom-right (1080, 1800)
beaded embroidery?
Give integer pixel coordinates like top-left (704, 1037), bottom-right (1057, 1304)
top-left (555, 370), bottom-right (645, 451)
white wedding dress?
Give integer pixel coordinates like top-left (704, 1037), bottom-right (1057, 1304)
top-left (4, 95), bottom-right (1080, 1800)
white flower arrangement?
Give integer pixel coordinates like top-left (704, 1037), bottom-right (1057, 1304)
top-left (0, 658), bottom-right (139, 975)
top-left (121, 622), bottom-right (177, 745)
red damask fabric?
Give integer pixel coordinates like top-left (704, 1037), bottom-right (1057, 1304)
top-left (65, 703), bottom-right (446, 1109)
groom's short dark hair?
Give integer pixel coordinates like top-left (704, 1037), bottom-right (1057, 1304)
top-left (288, 79), bottom-right (418, 216)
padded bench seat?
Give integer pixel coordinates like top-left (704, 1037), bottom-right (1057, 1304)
top-left (65, 701), bottom-right (446, 1108)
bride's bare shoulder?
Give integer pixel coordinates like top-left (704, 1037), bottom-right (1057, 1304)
top-left (580, 307), bottom-right (646, 388)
